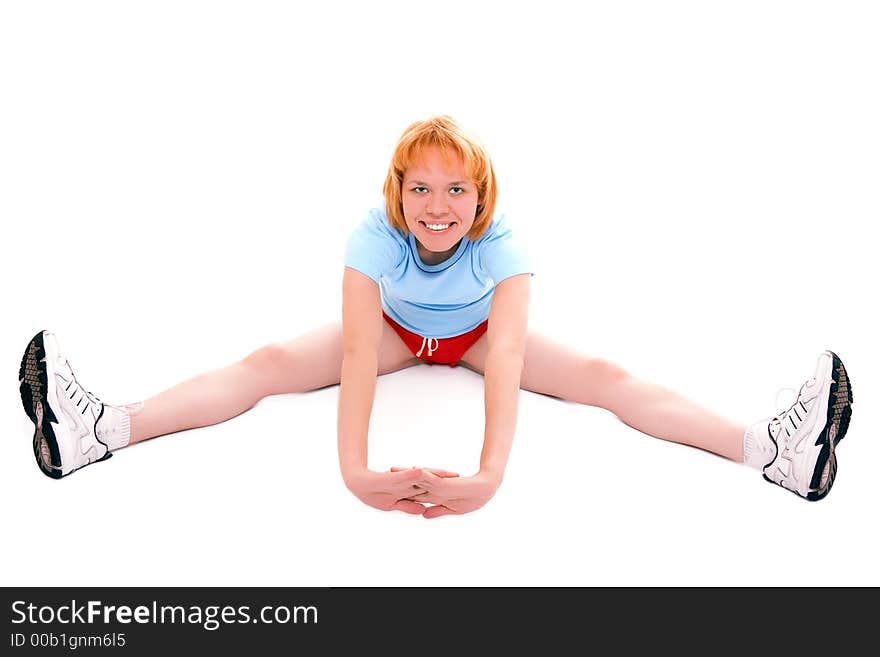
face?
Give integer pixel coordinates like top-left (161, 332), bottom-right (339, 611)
top-left (401, 146), bottom-right (479, 263)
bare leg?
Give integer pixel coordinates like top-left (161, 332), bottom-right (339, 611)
top-left (128, 321), bottom-right (418, 444)
top-left (591, 375), bottom-right (745, 461)
top-left (458, 331), bottom-right (746, 461)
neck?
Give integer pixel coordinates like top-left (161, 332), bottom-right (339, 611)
top-left (417, 239), bottom-right (460, 265)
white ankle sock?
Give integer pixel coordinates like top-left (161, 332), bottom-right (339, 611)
top-left (743, 420), bottom-right (776, 470)
top-left (96, 403), bottom-right (131, 451)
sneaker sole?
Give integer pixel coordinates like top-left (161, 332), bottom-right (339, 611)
top-left (806, 351), bottom-right (853, 501)
top-left (18, 331), bottom-right (113, 479)
top-left (19, 331), bottom-right (63, 479)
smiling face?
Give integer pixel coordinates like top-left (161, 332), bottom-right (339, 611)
top-left (401, 146), bottom-right (479, 265)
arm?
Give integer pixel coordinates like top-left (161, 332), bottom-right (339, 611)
top-left (337, 267), bottom-right (427, 514)
top-left (337, 266), bottom-right (383, 477)
top-left (413, 273), bottom-right (531, 518)
top-left (479, 272), bottom-right (531, 482)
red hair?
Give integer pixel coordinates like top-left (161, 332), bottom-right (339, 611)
top-left (383, 116), bottom-right (497, 241)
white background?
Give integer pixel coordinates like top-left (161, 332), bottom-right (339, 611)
top-left (1, 1), bottom-right (877, 586)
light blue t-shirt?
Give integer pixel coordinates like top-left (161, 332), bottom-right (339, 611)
top-left (344, 207), bottom-right (533, 338)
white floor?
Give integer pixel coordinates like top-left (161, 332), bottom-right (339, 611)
top-left (2, 1), bottom-right (878, 587)
top-left (3, 315), bottom-right (877, 587)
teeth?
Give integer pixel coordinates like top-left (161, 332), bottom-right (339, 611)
top-left (425, 223), bottom-right (450, 230)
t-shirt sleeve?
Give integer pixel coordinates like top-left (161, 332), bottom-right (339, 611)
top-left (343, 210), bottom-right (405, 283)
top-left (476, 215), bottom-right (534, 284)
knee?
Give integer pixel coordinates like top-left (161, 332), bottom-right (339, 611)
top-left (582, 357), bottom-right (629, 384)
top-left (241, 343), bottom-right (289, 377)
top-left (579, 357), bottom-right (631, 406)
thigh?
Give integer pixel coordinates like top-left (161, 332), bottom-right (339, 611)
top-left (262, 320), bottom-right (421, 395)
top-left (459, 330), bottom-right (627, 406)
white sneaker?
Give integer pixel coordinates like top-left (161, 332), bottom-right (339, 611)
top-left (746, 351), bottom-right (853, 501)
top-left (19, 331), bottom-right (130, 478)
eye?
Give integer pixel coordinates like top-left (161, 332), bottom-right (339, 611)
top-left (449, 186), bottom-right (465, 195)
top-left (411, 186), bottom-right (428, 194)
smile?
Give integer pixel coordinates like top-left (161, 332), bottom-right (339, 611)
top-left (419, 221), bottom-right (456, 233)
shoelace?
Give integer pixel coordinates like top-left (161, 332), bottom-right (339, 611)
top-left (770, 377), bottom-right (816, 438)
top-left (61, 359), bottom-right (103, 414)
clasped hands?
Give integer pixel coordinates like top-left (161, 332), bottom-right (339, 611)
top-left (343, 466), bottom-right (501, 518)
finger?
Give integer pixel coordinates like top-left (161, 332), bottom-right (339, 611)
top-left (423, 505), bottom-right (457, 519)
top-left (416, 469), bottom-right (444, 488)
top-left (404, 492), bottom-right (443, 504)
top-left (424, 468), bottom-right (460, 478)
top-left (391, 500), bottom-right (426, 515)
top-left (389, 467), bottom-right (424, 485)
top-left (394, 465), bottom-right (456, 476)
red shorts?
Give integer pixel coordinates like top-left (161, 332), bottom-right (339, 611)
top-left (382, 312), bottom-right (488, 367)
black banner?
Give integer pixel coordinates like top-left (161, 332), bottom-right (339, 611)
top-left (1, 587), bottom-right (872, 652)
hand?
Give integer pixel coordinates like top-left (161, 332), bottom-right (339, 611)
top-left (342, 467), bottom-right (434, 514)
top-left (389, 465), bottom-right (460, 507)
top-left (397, 469), bottom-right (502, 519)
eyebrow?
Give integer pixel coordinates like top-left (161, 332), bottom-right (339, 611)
top-left (406, 180), bottom-right (471, 186)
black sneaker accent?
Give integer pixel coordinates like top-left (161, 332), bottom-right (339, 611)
top-left (805, 351), bottom-right (853, 501)
top-left (19, 331), bottom-right (63, 479)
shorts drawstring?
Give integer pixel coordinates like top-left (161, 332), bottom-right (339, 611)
top-left (381, 312), bottom-right (489, 367)
top-left (416, 336), bottom-right (439, 358)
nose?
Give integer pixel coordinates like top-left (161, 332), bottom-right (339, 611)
top-left (425, 195), bottom-right (449, 217)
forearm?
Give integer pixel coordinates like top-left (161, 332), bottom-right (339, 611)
top-left (479, 348), bottom-right (524, 480)
top-left (337, 351), bottom-right (378, 478)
